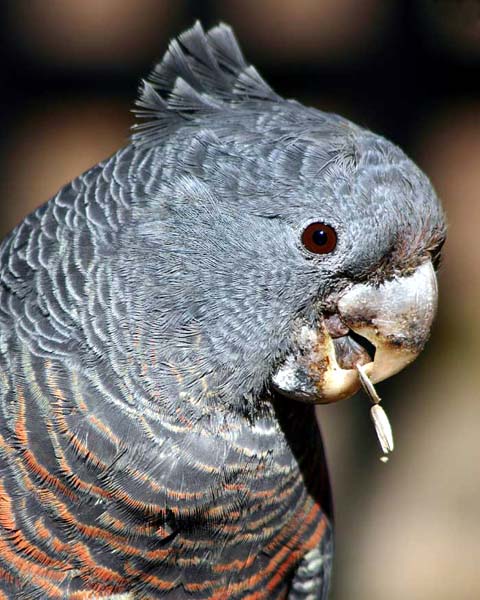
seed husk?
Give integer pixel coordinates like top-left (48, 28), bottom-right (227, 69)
top-left (356, 364), bottom-right (394, 460)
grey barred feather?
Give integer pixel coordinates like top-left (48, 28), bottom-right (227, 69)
top-left (0, 124), bottom-right (334, 600)
top-left (0, 20), bottom-right (445, 600)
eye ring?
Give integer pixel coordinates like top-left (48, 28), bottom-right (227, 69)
top-left (301, 222), bottom-right (337, 255)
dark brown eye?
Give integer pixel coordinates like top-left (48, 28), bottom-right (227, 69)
top-left (301, 222), bottom-right (337, 255)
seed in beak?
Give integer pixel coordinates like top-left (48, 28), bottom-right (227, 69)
top-left (356, 363), bottom-right (394, 461)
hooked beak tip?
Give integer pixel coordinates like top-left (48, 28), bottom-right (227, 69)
top-left (337, 260), bottom-right (438, 386)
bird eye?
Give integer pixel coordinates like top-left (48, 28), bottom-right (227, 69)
top-left (301, 222), bottom-right (337, 255)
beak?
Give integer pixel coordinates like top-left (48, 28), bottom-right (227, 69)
top-left (272, 261), bottom-right (438, 403)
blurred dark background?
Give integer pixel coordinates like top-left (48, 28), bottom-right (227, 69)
top-left (0, 1), bottom-right (478, 598)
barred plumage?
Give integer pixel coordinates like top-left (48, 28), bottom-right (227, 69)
top-left (0, 23), bottom-right (335, 599)
top-left (0, 19), bottom-right (445, 600)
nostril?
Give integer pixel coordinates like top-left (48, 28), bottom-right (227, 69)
top-left (348, 330), bottom-right (376, 362)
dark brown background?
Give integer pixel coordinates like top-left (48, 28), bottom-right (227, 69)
top-left (0, 2), bottom-right (478, 598)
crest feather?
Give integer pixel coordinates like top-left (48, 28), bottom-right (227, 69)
top-left (132, 21), bottom-right (280, 147)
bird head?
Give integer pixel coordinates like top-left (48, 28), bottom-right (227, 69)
top-left (119, 23), bottom-right (445, 416)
